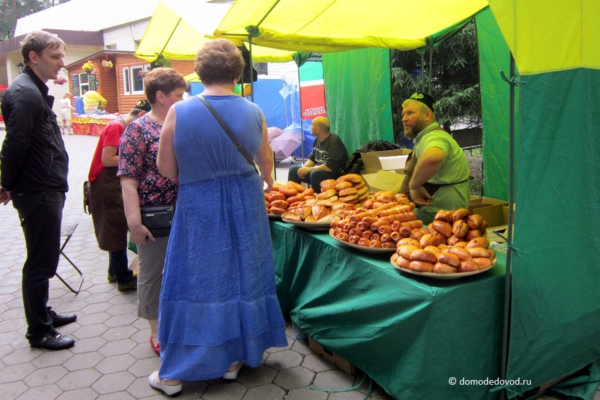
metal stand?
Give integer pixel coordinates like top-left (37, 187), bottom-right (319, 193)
top-left (57, 223), bottom-right (84, 294)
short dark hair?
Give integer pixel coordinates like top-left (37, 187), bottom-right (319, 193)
top-left (195, 39), bottom-right (244, 85)
top-left (21, 30), bottom-right (65, 62)
top-left (143, 68), bottom-right (187, 104)
top-left (129, 108), bottom-right (145, 117)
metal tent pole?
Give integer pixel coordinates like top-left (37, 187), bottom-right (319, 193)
top-left (500, 53), bottom-right (519, 400)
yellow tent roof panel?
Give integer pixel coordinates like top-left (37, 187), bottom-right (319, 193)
top-left (215, 0), bottom-right (489, 52)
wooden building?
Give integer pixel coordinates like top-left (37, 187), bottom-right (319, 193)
top-left (66, 51), bottom-right (195, 115)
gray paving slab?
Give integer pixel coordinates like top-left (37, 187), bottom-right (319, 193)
top-left (0, 131), bottom-right (395, 399)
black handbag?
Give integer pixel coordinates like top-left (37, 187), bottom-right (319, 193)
top-left (140, 205), bottom-right (174, 237)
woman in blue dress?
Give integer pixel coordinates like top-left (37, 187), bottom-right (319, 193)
top-left (148, 39), bottom-right (288, 396)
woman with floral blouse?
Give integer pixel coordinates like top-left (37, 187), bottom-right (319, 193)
top-left (117, 68), bottom-right (187, 357)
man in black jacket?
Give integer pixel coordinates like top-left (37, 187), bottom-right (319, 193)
top-left (0, 31), bottom-right (76, 350)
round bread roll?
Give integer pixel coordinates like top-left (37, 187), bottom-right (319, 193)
top-left (465, 229), bottom-right (483, 241)
top-left (334, 181), bottom-right (353, 191)
top-left (434, 262), bottom-right (458, 274)
top-left (466, 237), bottom-right (489, 249)
top-left (409, 260), bottom-right (435, 272)
top-left (338, 187), bottom-right (358, 197)
top-left (317, 189), bottom-right (337, 200)
top-left (452, 219), bottom-right (469, 238)
top-left (397, 244), bottom-right (420, 260)
top-left (410, 249), bottom-right (438, 263)
top-left (357, 191), bottom-right (369, 201)
top-left (447, 246), bottom-right (472, 261)
top-left (339, 194), bottom-right (359, 203)
top-left (353, 181), bottom-right (366, 190)
top-left (287, 181), bottom-right (307, 192)
top-left (458, 260), bottom-right (479, 272)
top-left (438, 251), bottom-right (460, 267)
top-left (355, 185), bottom-right (369, 196)
top-left (344, 174), bottom-right (364, 183)
top-left (397, 238), bottom-right (421, 248)
top-left (419, 233), bottom-right (437, 248)
top-left (434, 209), bottom-right (454, 223)
top-left (472, 257), bottom-right (493, 269)
top-left (374, 191), bottom-right (395, 203)
top-left (467, 247), bottom-right (494, 259)
top-left (452, 208), bottom-right (471, 221)
top-left (432, 220), bottom-right (453, 238)
top-left (278, 185), bottom-right (298, 197)
top-left (320, 179), bottom-right (337, 191)
top-left (467, 214), bottom-right (485, 231)
top-left (424, 245), bottom-right (441, 255)
top-left (394, 254), bottom-right (411, 269)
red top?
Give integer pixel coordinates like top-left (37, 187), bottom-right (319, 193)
top-left (88, 120), bottom-right (124, 182)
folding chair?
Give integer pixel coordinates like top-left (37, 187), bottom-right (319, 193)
top-left (57, 223), bottom-right (84, 294)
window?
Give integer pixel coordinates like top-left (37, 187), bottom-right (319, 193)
top-left (131, 66), bottom-right (144, 94)
top-left (79, 73), bottom-right (90, 95)
top-left (122, 64), bottom-right (150, 95)
top-left (122, 68), bottom-right (130, 94)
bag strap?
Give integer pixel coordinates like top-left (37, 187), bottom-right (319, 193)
top-left (198, 95), bottom-right (258, 174)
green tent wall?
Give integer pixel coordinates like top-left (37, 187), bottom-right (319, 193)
top-left (323, 48), bottom-right (394, 154)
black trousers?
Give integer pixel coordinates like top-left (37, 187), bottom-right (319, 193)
top-left (287, 165), bottom-right (340, 194)
top-left (12, 191), bottom-right (65, 341)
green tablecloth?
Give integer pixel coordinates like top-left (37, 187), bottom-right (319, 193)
top-left (270, 220), bottom-right (506, 400)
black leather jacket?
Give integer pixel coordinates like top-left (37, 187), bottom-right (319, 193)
top-left (0, 66), bottom-right (69, 193)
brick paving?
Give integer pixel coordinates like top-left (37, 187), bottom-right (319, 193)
top-left (0, 130), bottom-right (395, 399)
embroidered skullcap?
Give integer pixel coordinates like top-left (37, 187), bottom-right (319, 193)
top-left (134, 99), bottom-right (151, 112)
top-left (408, 92), bottom-right (436, 112)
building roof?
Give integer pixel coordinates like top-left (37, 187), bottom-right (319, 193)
top-left (0, 29), bottom-right (103, 54)
top-left (14, 0), bottom-right (161, 36)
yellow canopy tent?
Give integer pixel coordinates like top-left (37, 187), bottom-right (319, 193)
top-left (489, 0), bottom-right (600, 74)
top-left (135, 0), bottom-right (295, 63)
top-left (214, 0), bottom-right (488, 53)
top-left (215, 1), bottom-right (600, 400)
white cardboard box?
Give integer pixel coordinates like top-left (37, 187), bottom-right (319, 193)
top-left (361, 149), bottom-right (412, 174)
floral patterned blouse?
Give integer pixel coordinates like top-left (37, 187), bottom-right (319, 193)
top-left (117, 114), bottom-right (178, 207)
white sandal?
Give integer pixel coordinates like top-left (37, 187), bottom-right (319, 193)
top-left (148, 371), bottom-right (182, 396)
top-left (223, 361), bottom-right (244, 380)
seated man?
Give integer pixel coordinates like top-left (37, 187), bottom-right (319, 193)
top-left (288, 117), bottom-right (349, 193)
top-left (400, 92), bottom-right (470, 224)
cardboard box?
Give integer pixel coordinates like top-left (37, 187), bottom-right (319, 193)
top-left (469, 196), bottom-right (509, 227)
top-left (362, 170), bottom-right (404, 194)
top-left (308, 337), bottom-right (359, 375)
top-left (361, 149), bottom-right (411, 174)
top-left (485, 204), bottom-right (516, 253)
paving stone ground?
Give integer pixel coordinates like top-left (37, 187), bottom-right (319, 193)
top-left (0, 126), bottom-right (592, 400)
top-left (0, 130), bottom-right (395, 399)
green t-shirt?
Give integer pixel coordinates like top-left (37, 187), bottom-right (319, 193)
top-left (413, 123), bottom-right (470, 223)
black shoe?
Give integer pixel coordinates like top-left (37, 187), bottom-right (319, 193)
top-left (30, 331), bottom-right (75, 350)
top-left (49, 309), bottom-right (77, 328)
top-left (117, 274), bottom-right (138, 292)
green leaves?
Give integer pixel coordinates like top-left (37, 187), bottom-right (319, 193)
top-left (390, 20), bottom-right (481, 144)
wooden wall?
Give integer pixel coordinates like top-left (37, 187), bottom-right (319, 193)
top-left (67, 54), bottom-right (196, 115)
top-left (170, 60), bottom-right (195, 77)
top-left (115, 54), bottom-right (148, 114)
top-left (96, 55), bottom-right (118, 113)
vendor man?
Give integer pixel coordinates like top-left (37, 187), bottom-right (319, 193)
top-left (400, 92), bottom-right (470, 224)
top-left (287, 116), bottom-right (349, 193)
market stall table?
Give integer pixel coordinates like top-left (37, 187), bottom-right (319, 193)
top-left (270, 220), bottom-right (505, 400)
top-left (72, 114), bottom-right (119, 136)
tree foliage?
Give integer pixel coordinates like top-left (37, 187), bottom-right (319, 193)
top-left (390, 19), bottom-right (481, 142)
top-left (0, 0), bottom-right (71, 40)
